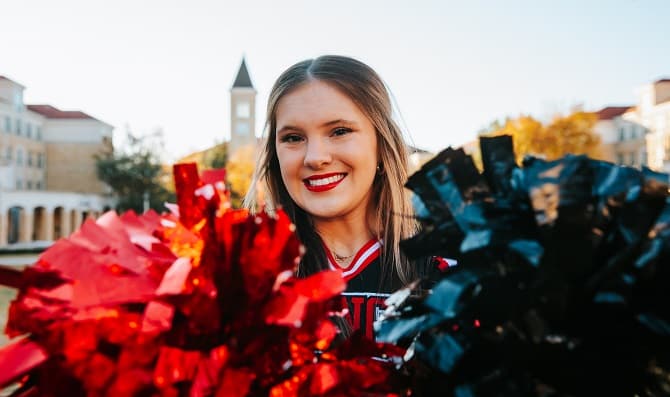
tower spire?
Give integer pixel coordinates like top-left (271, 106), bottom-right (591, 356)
top-left (232, 58), bottom-right (253, 88)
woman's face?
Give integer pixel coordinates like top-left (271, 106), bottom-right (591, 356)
top-left (275, 80), bottom-right (378, 223)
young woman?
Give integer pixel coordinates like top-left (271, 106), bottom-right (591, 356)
top-left (244, 55), bottom-right (445, 338)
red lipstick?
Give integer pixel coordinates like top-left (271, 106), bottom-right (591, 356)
top-left (303, 173), bottom-right (346, 192)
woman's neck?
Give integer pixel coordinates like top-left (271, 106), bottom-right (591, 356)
top-left (314, 214), bottom-right (376, 266)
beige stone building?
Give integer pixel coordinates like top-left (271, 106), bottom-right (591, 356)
top-left (593, 78), bottom-right (670, 172)
top-left (634, 79), bottom-right (670, 172)
top-left (0, 75), bottom-right (114, 247)
top-left (593, 106), bottom-right (647, 167)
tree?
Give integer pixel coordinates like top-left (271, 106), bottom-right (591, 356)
top-left (481, 111), bottom-right (603, 163)
top-left (95, 129), bottom-right (175, 213)
top-left (178, 141), bottom-right (229, 171)
top-left (226, 144), bottom-right (256, 208)
top-left (205, 142), bottom-right (228, 169)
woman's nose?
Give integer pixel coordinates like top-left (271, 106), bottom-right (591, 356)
top-left (303, 139), bottom-right (332, 169)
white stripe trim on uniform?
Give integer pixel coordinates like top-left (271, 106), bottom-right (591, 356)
top-left (328, 240), bottom-right (382, 279)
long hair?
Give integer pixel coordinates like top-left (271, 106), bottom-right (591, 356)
top-left (244, 55), bottom-right (418, 286)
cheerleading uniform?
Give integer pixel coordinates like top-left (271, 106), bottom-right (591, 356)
top-left (326, 239), bottom-right (456, 339)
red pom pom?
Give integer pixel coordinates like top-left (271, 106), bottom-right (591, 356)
top-left (0, 163), bottom-right (405, 396)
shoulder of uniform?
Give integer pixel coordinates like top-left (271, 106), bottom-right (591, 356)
top-left (412, 255), bottom-right (458, 290)
top-left (431, 256), bottom-right (458, 271)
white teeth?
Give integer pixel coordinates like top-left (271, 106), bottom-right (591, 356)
top-left (307, 174), bottom-right (345, 186)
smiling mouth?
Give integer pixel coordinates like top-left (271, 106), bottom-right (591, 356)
top-left (303, 173), bottom-right (346, 192)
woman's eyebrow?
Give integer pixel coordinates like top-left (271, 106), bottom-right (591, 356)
top-left (276, 125), bottom-right (303, 135)
top-left (320, 119), bottom-right (357, 128)
top-left (278, 119), bottom-right (357, 134)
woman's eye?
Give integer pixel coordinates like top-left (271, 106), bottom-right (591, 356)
top-left (279, 134), bottom-right (303, 143)
top-left (332, 127), bottom-right (352, 136)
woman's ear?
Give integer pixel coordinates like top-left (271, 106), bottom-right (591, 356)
top-left (376, 163), bottom-right (385, 176)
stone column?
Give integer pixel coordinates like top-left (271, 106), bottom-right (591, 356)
top-left (0, 211), bottom-right (7, 246)
top-left (20, 209), bottom-right (33, 243)
top-left (44, 208), bottom-right (54, 241)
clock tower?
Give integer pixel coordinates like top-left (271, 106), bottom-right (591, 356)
top-left (229, 58), bottom-right (257, 156)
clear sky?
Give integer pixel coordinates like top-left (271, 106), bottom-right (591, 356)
top-left (1, 0), bottom-right (668, 161)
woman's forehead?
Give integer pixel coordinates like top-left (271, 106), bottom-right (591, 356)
top-left (275, 81), bottom-right (367, 127)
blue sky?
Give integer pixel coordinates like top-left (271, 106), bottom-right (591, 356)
top-left (1, 0), bottom-right (668, 161)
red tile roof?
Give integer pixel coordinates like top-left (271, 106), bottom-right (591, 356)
top-left (595, 106), bottom-right (632, 120)
top-left (26, 104), bottom-right (97, 120)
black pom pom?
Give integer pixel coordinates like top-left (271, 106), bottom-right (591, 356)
top-left (380, 135), bottom-right (670, 397)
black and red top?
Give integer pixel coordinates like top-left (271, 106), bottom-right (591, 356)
top-left (326, 239), bottom-right (456, 339)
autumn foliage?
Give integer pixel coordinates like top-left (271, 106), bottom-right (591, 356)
top-left (480, 111), bottom-right (603, 165)
top-left (226, 144), bottom-right (257, 207)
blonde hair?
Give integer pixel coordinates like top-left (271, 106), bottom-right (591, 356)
top-left (244, 55), bottom-right (418, 285)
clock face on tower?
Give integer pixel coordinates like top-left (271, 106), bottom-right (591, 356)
top-left (236, 102), bottom-right (250, 118)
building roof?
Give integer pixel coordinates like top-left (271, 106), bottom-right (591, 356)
top-left (408, 145), bottom-right (431, 154)
top-left (0, 75), bottom-right (25, 88)
top-left (232, 58), bottom-right (254, 88)
top-left (595, 106), bottom-right (632, 120)
top-left (27, 104), bottom-right (99, 121)
top-left (654, 78), bottom-right (670, 84)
